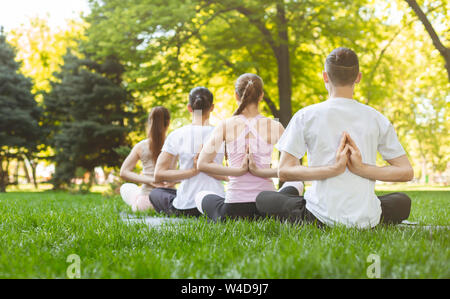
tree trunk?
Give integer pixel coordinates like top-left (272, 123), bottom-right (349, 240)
top-left (0, 158), bottom-right (8, 192)
top-left (13, 159), bottom-right (20, 185)
top-left (275, 1), bottom-right (293, 127)
top-left (23, 154), bottom-right (38, 189)
top-left (405, 0), bottom-right (450, 81)
top-left (22, 158), bottom-right (32, 184)
top-left (236, 3), bottom-right (293, 125)
top-left (31, 163), bottom-right (38, 189)
top-left (29, 157), bottom-right (38, 189)
top-left (88, 170), bottom-right (95, 190)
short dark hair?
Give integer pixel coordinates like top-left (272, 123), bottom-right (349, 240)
top-left (189, 87), bottom-right (213, 112)
top-left (325, 47), bottom-right (359, 86)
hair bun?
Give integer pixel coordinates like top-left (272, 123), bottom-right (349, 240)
top-left (193, 95), bottom-right (204, 106)
top-left (189, 87), bottom-right (213, 111)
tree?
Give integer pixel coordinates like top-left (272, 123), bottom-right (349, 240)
top-left (82, 0), bottom-right (449, 181)
top-left (357, 1), bottom-right (450, 181)
top-left (44, 51), bottom-right (140, 190)
top-left (7, 17), bottom-right (86, 95)
top-left (0, 30), bottom-right (42, 192)
top-left (84, 0), bottom-right (384, 126)
top-left (6, 17), bottom-right (87, 188)
top-left (404, 0), bottom-right (450, 81)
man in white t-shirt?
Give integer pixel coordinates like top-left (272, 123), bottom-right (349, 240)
top-left (256, 47), bottom-right (414, 228)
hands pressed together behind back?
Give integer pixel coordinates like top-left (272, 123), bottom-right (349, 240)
top-left (332, 131), bottom-right (365, 176)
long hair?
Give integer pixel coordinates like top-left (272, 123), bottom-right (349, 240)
top-left (147, 106), bottom-right (170, 163)
top-left (233, 73), bottom-right (264, 116)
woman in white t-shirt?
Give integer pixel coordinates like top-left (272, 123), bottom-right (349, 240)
top-left (119, 106), bottom-right (174, 211)
top-left (150, 87), bottom-right (227, 217)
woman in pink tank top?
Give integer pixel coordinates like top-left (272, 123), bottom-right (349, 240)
top-left (196, 73), bottom-right (303, 221)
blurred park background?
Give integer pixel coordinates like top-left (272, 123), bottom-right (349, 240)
top-left (0, 0), bottom-right (449, 193)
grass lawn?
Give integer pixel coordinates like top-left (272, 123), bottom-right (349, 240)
top-left (0, 187), bottom-right (448, 278)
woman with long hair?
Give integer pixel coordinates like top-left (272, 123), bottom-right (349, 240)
top-left (119, 106), bottom-right (172, 211)
top-left (150, 87), bottom-right (227, 217)
top-left (196, 73), bottom-right (303, 221)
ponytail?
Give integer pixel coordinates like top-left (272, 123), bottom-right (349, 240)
top-left (148, 106), bottom-right (170, 163)
top-left (233, 73), bottom-right (264, 116)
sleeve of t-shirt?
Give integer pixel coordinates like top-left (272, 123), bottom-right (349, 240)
top-left (377, 115), bottom-right (406, 160)
top-left (276, 110), bottom-right (307, 159)
top-left (161, 130), bottom-right (179, 156)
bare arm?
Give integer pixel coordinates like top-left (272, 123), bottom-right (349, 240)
top-left (346, 134), bottom-right (414, 182)
top-left (197, 122), bottom-right (248, 177)
top-left (154, 151), bottom-right (198, 183)
top-left (278, 133), bottom-right (350, 181)
top-left (248, 121), bottom-right (284, 178)
top-left (119, 144), bottom-right (153, 185)
top-left (248, 152), bottom-right (278, 178)
top-left (208, 173), bottom-right (230, 182)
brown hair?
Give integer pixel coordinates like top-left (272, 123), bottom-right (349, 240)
top-left (233, 73), bottom-right (264, 116)
top-left (325, 47), bottom-right (359, 86)
top-left (189, 87), bottom-right (213, 113)
top-left (148, 106), bottom-right (170, 163)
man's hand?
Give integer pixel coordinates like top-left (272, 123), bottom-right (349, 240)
top-left (331, 132), bottom-right (350, 175)
top-left (345, 133), bottom-right (365, 174)
top-left (344, 132), bottom-right (413, 181)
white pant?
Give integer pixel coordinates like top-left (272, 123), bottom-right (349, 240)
top-left (279, 181), bottom-right (304, 195)
top-left (120, 183), bottom-right (153, 212)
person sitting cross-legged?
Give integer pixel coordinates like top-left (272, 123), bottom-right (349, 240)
top-left (255, 47), bottom-right (414, 229)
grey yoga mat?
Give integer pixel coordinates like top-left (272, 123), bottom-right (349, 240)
top-left (120, 213), bottom-right (191, 228)
top-left (120, 213), bottom-right (449, 230)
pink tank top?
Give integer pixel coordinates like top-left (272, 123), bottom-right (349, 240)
top-left (225, 114), bottom-right (276, 203)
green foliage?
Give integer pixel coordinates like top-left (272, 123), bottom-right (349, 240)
top-left (84, 0), bottom-right (386, 124)
top-left (7, 17), bottom-right (85, 95)
top-left (113, 145), bottom-right (132, 159)
top-left (83, 0), bottom-right (449, 178)
top-left (2, 1), bottom-right (448, 183)
top-left (43, 51), bottom-right (140, 189)
top-left (0, 33), bottom-right (42, 192)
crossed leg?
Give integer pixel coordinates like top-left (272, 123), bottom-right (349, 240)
top-left (378, 192), bottom-right (411, 224)
top-left (120, 183), bottom-right (153, 212)
top-left (255, 182), bottom-right (320, 225)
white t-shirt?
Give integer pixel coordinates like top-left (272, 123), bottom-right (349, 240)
top-left (162, 125), bottom-right (225, 210)
top-left (277, 97), bottom-right (406, 228)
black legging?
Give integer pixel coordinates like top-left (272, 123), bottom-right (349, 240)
top-left (149, 188), bottom-right (202, 217)
top-left (256, 188), bottom-right (411, 226)
top-left (256, 186), bottom-right (322, 225)
top-left (378, 192), bottom-right (412, 224)
top-left (201, 194), bottom-right (262, 222)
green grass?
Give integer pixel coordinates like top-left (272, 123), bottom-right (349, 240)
top-left (0, 188), bottom-right (448, 278)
